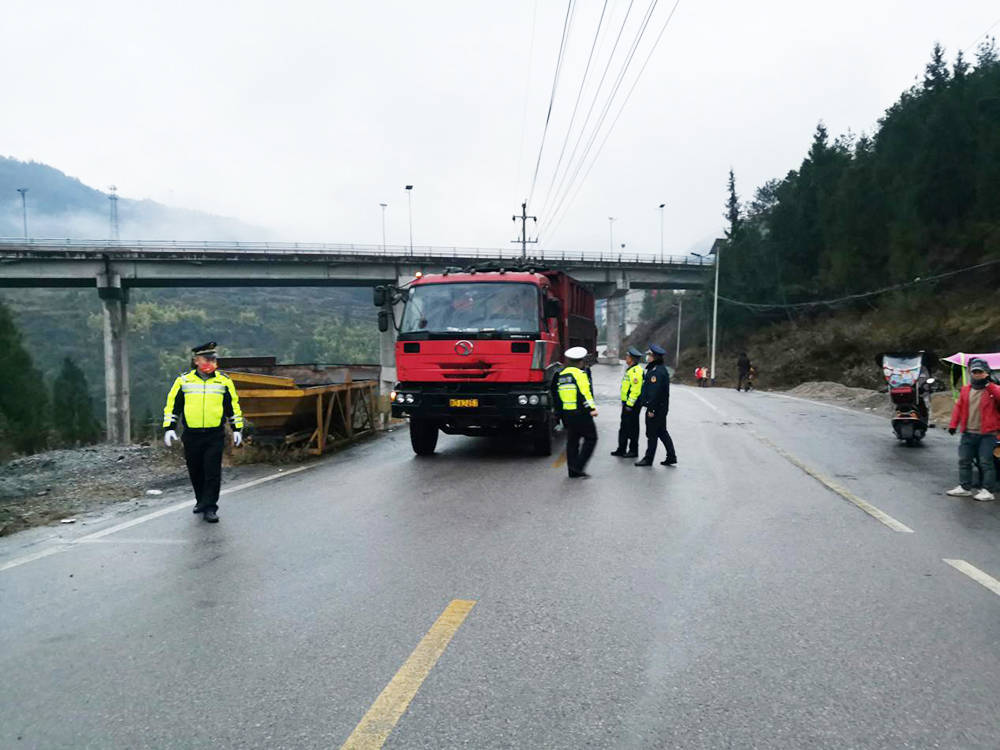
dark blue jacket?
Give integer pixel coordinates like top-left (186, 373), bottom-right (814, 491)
top-left (642, 362), bottom-right (670, 411)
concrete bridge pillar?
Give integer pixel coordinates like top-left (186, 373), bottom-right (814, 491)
top-left (97, 273), bottom-right (131, 444)
top-left (604, 291), bottom-right (627, 360)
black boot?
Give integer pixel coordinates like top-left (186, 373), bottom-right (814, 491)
top-left (610, 449), bottom-right (625, 457)
top-left (634, 457), bottom-right (653, 467)
top-left (203, 510), bottom-right (219, 523)
top-left (660, 456), bottom-right (678, 466)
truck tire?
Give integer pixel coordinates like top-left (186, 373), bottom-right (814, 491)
top-left (410, 419), bottom-right (439, 456)
top-left (532, 415), bottom-right (554, 456)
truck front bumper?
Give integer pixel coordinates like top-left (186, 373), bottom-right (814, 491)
top-left (390, 384), bottom-right (552, 435)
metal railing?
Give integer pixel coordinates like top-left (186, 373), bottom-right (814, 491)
top-left (0, 237), bottom-right (714, 267)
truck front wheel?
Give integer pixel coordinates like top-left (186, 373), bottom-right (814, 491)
top-left (410, 419), bottom-right (439, 456)
top-left (532, 415), bottom-right (554, 456)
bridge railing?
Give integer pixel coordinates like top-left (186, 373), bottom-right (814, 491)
top-left (0, 237), bottom-right (714, 267)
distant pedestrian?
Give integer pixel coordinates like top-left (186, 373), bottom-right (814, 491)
top-left (163, 342), bottom-right (244, 522)
top-left (737, 353), bottom-right (751, 391)
top-left (945, 358), bottom-right (1000, 501)
top-left (694, 366), bottom-right (702, 386)
top-left (635, 344), bottom-right (677, 467)
top-left (699, 365), bottom-right (710, 387)
top-left (611, 347), bottom-right (644, 458)
top-left (557, 346), bottom-right (598, 478)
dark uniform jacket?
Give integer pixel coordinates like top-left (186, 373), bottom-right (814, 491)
top-left (642, 363), bottom-right (670, 411)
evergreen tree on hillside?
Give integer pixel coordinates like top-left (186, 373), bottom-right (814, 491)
top-left (0, 301), bottom-right (49, 454)
top-left (52, 357), bottom-right (101, 446)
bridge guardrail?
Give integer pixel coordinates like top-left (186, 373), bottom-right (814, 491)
top-left (0, 238), bottom-right (714, 267)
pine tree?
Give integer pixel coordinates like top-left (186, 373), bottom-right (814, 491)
top-left (0, 300), bottom-right (49, 454)
top-left (52, 356), bottom-right (101, 445)
top-left (724, 168), bottom-right (741, 239)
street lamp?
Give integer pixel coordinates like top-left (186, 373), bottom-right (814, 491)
top-left (16, 188), bottom-right (28, 239)
top-left (108, 185), bottom-right (119, 241)
top-left (379, 203), bottom-right (388, 251)
top-left (608, 216), bottom-right (615, 254)
top-left (405, 185), bottom-right (413, 255)
top-left (658, 203), bottom-right (666, 263)
top-left (692, 247), bottom-right (721, 384)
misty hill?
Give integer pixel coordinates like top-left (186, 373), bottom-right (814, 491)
top-left (0, 156), bottom-right (269, 240)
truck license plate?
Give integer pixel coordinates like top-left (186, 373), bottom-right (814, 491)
top-left (449, 398), bottom-right (478, 408)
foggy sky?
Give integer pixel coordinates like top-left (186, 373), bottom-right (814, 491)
top-left (2, 1), bottom-right (996, 255)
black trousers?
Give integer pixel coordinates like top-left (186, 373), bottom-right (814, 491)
top-left (616, 404), bottom-right (640, 454)
top-left (738, 371), bottom-right (750, 390)
top-left (643, 408), bottom-right (676, 461)
top-left (564, 411), bottom-right (597, 476)
top-left (183, 429), bottom-right (224, 511)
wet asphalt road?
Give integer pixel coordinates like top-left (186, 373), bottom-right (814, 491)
top-left (3, 364), bottom-right (1000, 749)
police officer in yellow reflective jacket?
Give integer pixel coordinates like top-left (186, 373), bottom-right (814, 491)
top-left (162, 342), bottom-right (244, 522)
top-left (556, 346), bottom-right (598, 478)
top-left (611, 347), bottom-right (644, 458)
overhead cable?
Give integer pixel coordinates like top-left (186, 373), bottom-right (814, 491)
top-left (527, 0), bottom-right (576, 208)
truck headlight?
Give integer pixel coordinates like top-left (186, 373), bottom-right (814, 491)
top-left (395, 393), bottom-right (406, 403)
top-left (517, 395), bottom-right (528, 406)
top-left (528, 395), bottom-right (540, 406)
top-left (405, 394), bottom-right (415, 403)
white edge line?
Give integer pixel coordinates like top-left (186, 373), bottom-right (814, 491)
top-left (756, 390), bottom-right (887, 419)
top-left (0, 464), bottom-right (318, 573)
top-left (683, 387), bottom-right (721, 414)
top-left (943, 559), bottom-right (1000, 597)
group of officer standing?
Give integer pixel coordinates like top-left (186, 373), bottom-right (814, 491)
top-left (556, 343), bottom-right (677, 478)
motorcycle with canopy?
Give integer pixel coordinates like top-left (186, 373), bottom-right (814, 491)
top-left (875, 351), bottom-right (937, 446)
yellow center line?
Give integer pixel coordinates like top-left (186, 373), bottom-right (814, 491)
top-left (552, 450), bottom-right (567, 468)
top-left (751, 430), bottom-right (914, 533)
top-left (340, 598), bottom-right (477, 750)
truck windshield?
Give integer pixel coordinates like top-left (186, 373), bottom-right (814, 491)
top-left (400, 282), bottom-right (540, 335)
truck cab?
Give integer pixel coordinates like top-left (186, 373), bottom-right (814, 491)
top-left (377, 266), bottom-right (595, 456)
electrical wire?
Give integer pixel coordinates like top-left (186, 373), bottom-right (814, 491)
top-left (716, 257), bottom-right (1000, 312)
top-left (544, 0), bottom-right (682, 243)
top-left (514, 0), bottom-right (541, 197)
top-left (962, 16), bottom-right (1000, 54)
top-left (527, 0), bottom-right (576, 208)
top-left (535, 0), bottom-right (609, 222)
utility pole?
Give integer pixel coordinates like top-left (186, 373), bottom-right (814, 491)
top-left (710, 243), bottom-right (721, 384)
top-left (108, 185), bottom-right (119, 241)
top-left (675, 295), bottom-right (683, 368)
top-left (658, 203), bottom-right (666, 263)
top-left (405, 185), bottom-right (413, 255)
top-left (379, 203), bottom-right (388, 251)
top-left (511, 201), bottom-right (538, 260)
top-left (16, 188), bottom-right (28, 239)
top-left (608, 217), bottom-right (615, 254)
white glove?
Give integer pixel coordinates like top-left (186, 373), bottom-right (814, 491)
top-left (233, 431), bottom-right (243, 447)
top-left (164, 430), bottom-right (178, 448)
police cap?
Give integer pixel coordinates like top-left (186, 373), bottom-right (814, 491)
top-left (565, 346), bottom-right (588, 360)
top-left (627, 347), bottom-right (644, 358)
top-left (192, 341), bottom-right (218, 357)
top-left (647, 344), bottom-right (666, 356)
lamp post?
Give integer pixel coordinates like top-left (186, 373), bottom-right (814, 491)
top-left (608, 216), bottom-right (615, 254)
top-left (379, 203), bottom-right (388, 251)
top-left (108, 185), bottom-right (119, 241)
top-left (692, 249), bottom-right (719, 384)
top-left (16, 188), bottom-right (28, 239)
top-left (658, 203), bottom-right (666, 263)
top-left (405, 185), bottom-right (413, 255)
top-left (674, 293), bottom-right (683, 368)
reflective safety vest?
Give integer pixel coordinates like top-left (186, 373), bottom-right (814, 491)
top-left (557, 366), bottom-right (596, 411)
top-left (620, 364), bottom-right (644, 406)
top-left (163, 370), bottom-right (244, 431)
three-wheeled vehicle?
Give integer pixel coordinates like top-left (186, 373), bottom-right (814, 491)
top-left (876, 351), bottom-right (937, 446)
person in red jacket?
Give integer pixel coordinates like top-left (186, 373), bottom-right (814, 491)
top-left (946, 358), bottom-right (1000, 501)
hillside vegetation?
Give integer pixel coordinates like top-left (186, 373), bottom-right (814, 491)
top-left (633, 42), bottom-right (1000, 384)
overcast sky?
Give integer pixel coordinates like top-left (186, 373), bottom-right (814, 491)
top-left (3, 1), bottom-right (997, 254)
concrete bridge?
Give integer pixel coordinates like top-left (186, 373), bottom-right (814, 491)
top-left (0, 238), bottom-right (713, 442)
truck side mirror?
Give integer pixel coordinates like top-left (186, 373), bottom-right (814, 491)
top-left (544, 298), bottom-right (561, 318)
top-left (378, 310), bottom-right (390, 332)
top-left (373, 287), bottom-right (387, 307)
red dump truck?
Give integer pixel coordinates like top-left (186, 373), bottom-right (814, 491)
top-left (374, 264), bottom-right (596, 456)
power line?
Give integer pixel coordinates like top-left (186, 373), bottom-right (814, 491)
top-left (962, 16), bottom-right (1000, 54)
top-left (514, 0), bottom-right (541, 195)
top-left (541, 0), bottom-right (664, 237)
top-left (716, 257), bottom-right (1000, 312)
top-left (535, 0), bottom-right (609, 221)
top-left (527, 0), bottom-right (576, 208)
top-left (545, 0), bottom-right (682, 242)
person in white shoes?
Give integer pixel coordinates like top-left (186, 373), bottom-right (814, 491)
top-left (945, 358), bottom-right (1000, 501)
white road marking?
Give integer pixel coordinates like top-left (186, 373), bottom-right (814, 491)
top-left (754, 390), bottom-right (887, 419)
top-left (71, 538), bottom-right (188, 545)
top-left (943, 559), bottom-right (1000, 598)
top-left (752, 431), bottom-right (914, 533)
top-left (0, 464), bottom-right (318, 573)
top-left (684, 387), bottom-right (721, 414)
